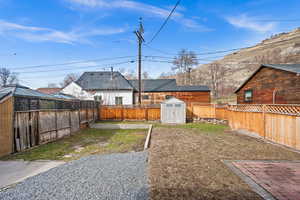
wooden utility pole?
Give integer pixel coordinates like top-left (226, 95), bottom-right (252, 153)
top-left (134, 18), bottom-right (144, 105)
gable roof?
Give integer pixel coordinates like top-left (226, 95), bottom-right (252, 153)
top-left (76, 71), bottom-right (133, 90)
top-left (36, 87), bottom-right (61, 94)
top-left (234, 64), bottom-right (300, 93)
top-left (129, 79), bottom-right (210, 92)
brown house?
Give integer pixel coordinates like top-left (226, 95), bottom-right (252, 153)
top-left (235, 64), bottom-right (300, 104)
top-left (129, 79), bottom-right (211, 105)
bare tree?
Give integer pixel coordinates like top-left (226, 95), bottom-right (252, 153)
top-left (172, 49), bottom-right (198, 85)
top-left (142, 71), bottom-right (150, 79)
top-left (124, 70), bottom-right (136, 80)
top-left (208, 63), bottom-right (228, 98)
top-left (0, 68), bottom-right (18, 87)
top-left (60, 73), bottom-right (79, 88)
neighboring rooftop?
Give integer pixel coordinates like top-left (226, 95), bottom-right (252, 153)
top-left (263, 64), bottom-right (300, 74)
top-left (76, 71), bottom-right (133, 90)
top-left (36, 87), bottom-right (61, 94)
top-left (129, 79), bottom-right (210, 92)
top-left (235, 64), bottom-right (300, 93)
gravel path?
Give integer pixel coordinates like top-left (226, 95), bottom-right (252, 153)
top-left (0, 151), bottom-right (149, 200)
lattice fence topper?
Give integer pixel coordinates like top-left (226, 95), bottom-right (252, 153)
top-left (265, 105), bottom-right (300, 116)
top-left (228, 104), bottom-right (300, 116)
top-left (228, 104), bottom-right (264, 113)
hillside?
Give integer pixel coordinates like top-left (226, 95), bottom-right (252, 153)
top-left (172, 27), bottom-right (300, 99)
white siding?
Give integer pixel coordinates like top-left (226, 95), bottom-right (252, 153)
top-left (94, 90), bottom-right (133, 105)
top-left (61, 82), bottom-right (94, 100)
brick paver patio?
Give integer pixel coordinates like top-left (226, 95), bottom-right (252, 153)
top-left (233, 161), bottom-right (300, 200)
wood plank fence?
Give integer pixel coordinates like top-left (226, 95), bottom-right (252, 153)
top-left (13, 108), bottom-right (97, 153)
top-left (99, 105), bottom-right (160, 121)
top-left (0, 95), bottom-right (99, 157)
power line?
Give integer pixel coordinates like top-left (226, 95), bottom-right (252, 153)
top-left (10, 56), bottom-right (136, 70)
top-left (144, 35), bottom-right (300, 56)
top-left (18, 60), bottom-right (135, 75)
top-left (147, 0), bottom-right (181, 44)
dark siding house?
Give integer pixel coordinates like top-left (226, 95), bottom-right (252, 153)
top-left (235, 64), bottom-right (300, 104)
top-left (129, 79), bottom-right (211, 104)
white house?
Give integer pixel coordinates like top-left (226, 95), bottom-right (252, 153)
top-left (60, 82), bottom-right (94, 100)
top-left (62, 71), bottom-right (134, 105)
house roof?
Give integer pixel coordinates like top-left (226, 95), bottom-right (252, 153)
top-left (0, 84), bottom-right (74, 101)
top-left (76, 71), bottom-right (133, 90)
top-left (129, 79), bottom-right (210, 92)
top-left (36, 87), bottom-right (61, 94)
top-left (234, 64), bottom-right (300, 93)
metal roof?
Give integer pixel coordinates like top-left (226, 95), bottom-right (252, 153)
top-left (262, 64), bottom-right (300, 74)
top-left (51, 92), bottom-right (78, 100)
top-left (0, 84), bottom-right (74, 101)
top-left (76, 71), bottom-right (133, 90)
top-left (129, 79), bottom-right (210, 92)
top-left (234, 64), bottom-right (300, 93)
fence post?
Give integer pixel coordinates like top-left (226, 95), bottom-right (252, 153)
top-left (145, 107), bottom-right (148, 121)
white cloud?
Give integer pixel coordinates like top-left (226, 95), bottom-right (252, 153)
top-left (0, 19), bottom-right (126, 44)
top-left (226, 14), bottom-right (276, 33)
top-left (65, 0), bottom-right (211, 32)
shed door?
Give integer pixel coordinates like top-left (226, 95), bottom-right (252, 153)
top-left (174, 104), bottom-right (183, 123)
top-left (164, 103), bottom-right (183, 123)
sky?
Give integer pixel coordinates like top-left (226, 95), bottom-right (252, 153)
top-left (0, 0), bottom-right (300, 88)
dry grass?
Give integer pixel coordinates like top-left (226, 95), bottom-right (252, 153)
top-left (2, 128), bottom-right (147, 161)
top-left (148, 125), bottom-right (300, 200)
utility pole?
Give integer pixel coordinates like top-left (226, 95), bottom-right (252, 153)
top-left (134, 18), bottom-right (144, 105)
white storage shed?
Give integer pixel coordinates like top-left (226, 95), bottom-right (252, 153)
top-left (161, 97), bottom-right (186, 124)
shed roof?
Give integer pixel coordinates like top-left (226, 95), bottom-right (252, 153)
top-left (162, 97), bottom-right (185, 104)
top-left (0, 84), bottom-right (73, 101)
top-left (129, 79), bottom-right (210, 92)
top-left (76, 71), bottom-right (133, 90)
top-left (234, 64), bottom-right (300, 93)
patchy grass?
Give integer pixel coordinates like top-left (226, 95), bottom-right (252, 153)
top-left (149, 125), bottom-right (300, 200)
top-left (97, 120), bottom-right (157, 125)
top-left (2, 128), bottom-right (146, 161)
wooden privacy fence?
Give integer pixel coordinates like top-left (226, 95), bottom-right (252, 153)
top-left (192, 103), bottom-right (300, 151)
top-left (0, 95), bottom-right (99, 157)
top-left (13, 107), bottom-right (97, 153)
top-left (99, 105), bottom-right (160, 121)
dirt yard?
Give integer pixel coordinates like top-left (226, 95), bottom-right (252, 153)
top-left (148, 124), bottom-right (300, 200)
top-left (1, 128), bottom-right (147, 161)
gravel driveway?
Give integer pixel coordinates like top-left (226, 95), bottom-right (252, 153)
top-left (0, 151), bottom-right (149, 200)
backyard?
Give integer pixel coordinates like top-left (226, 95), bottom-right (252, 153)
top-left (1, 128), bottom-right (147, 161)
top-left (148, 123), bottom-right (300, 200)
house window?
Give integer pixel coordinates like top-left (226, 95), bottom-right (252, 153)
top-left (244, 90), bottom-right (253, 102)
top-left (94, 95), bottom-right (102, 102)
top-left (142, 95), bottom-right (149, 100)
top-left (115, 97), bottom-right (123, 105)
top-left (165, 95), bottom-right (173, 100)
